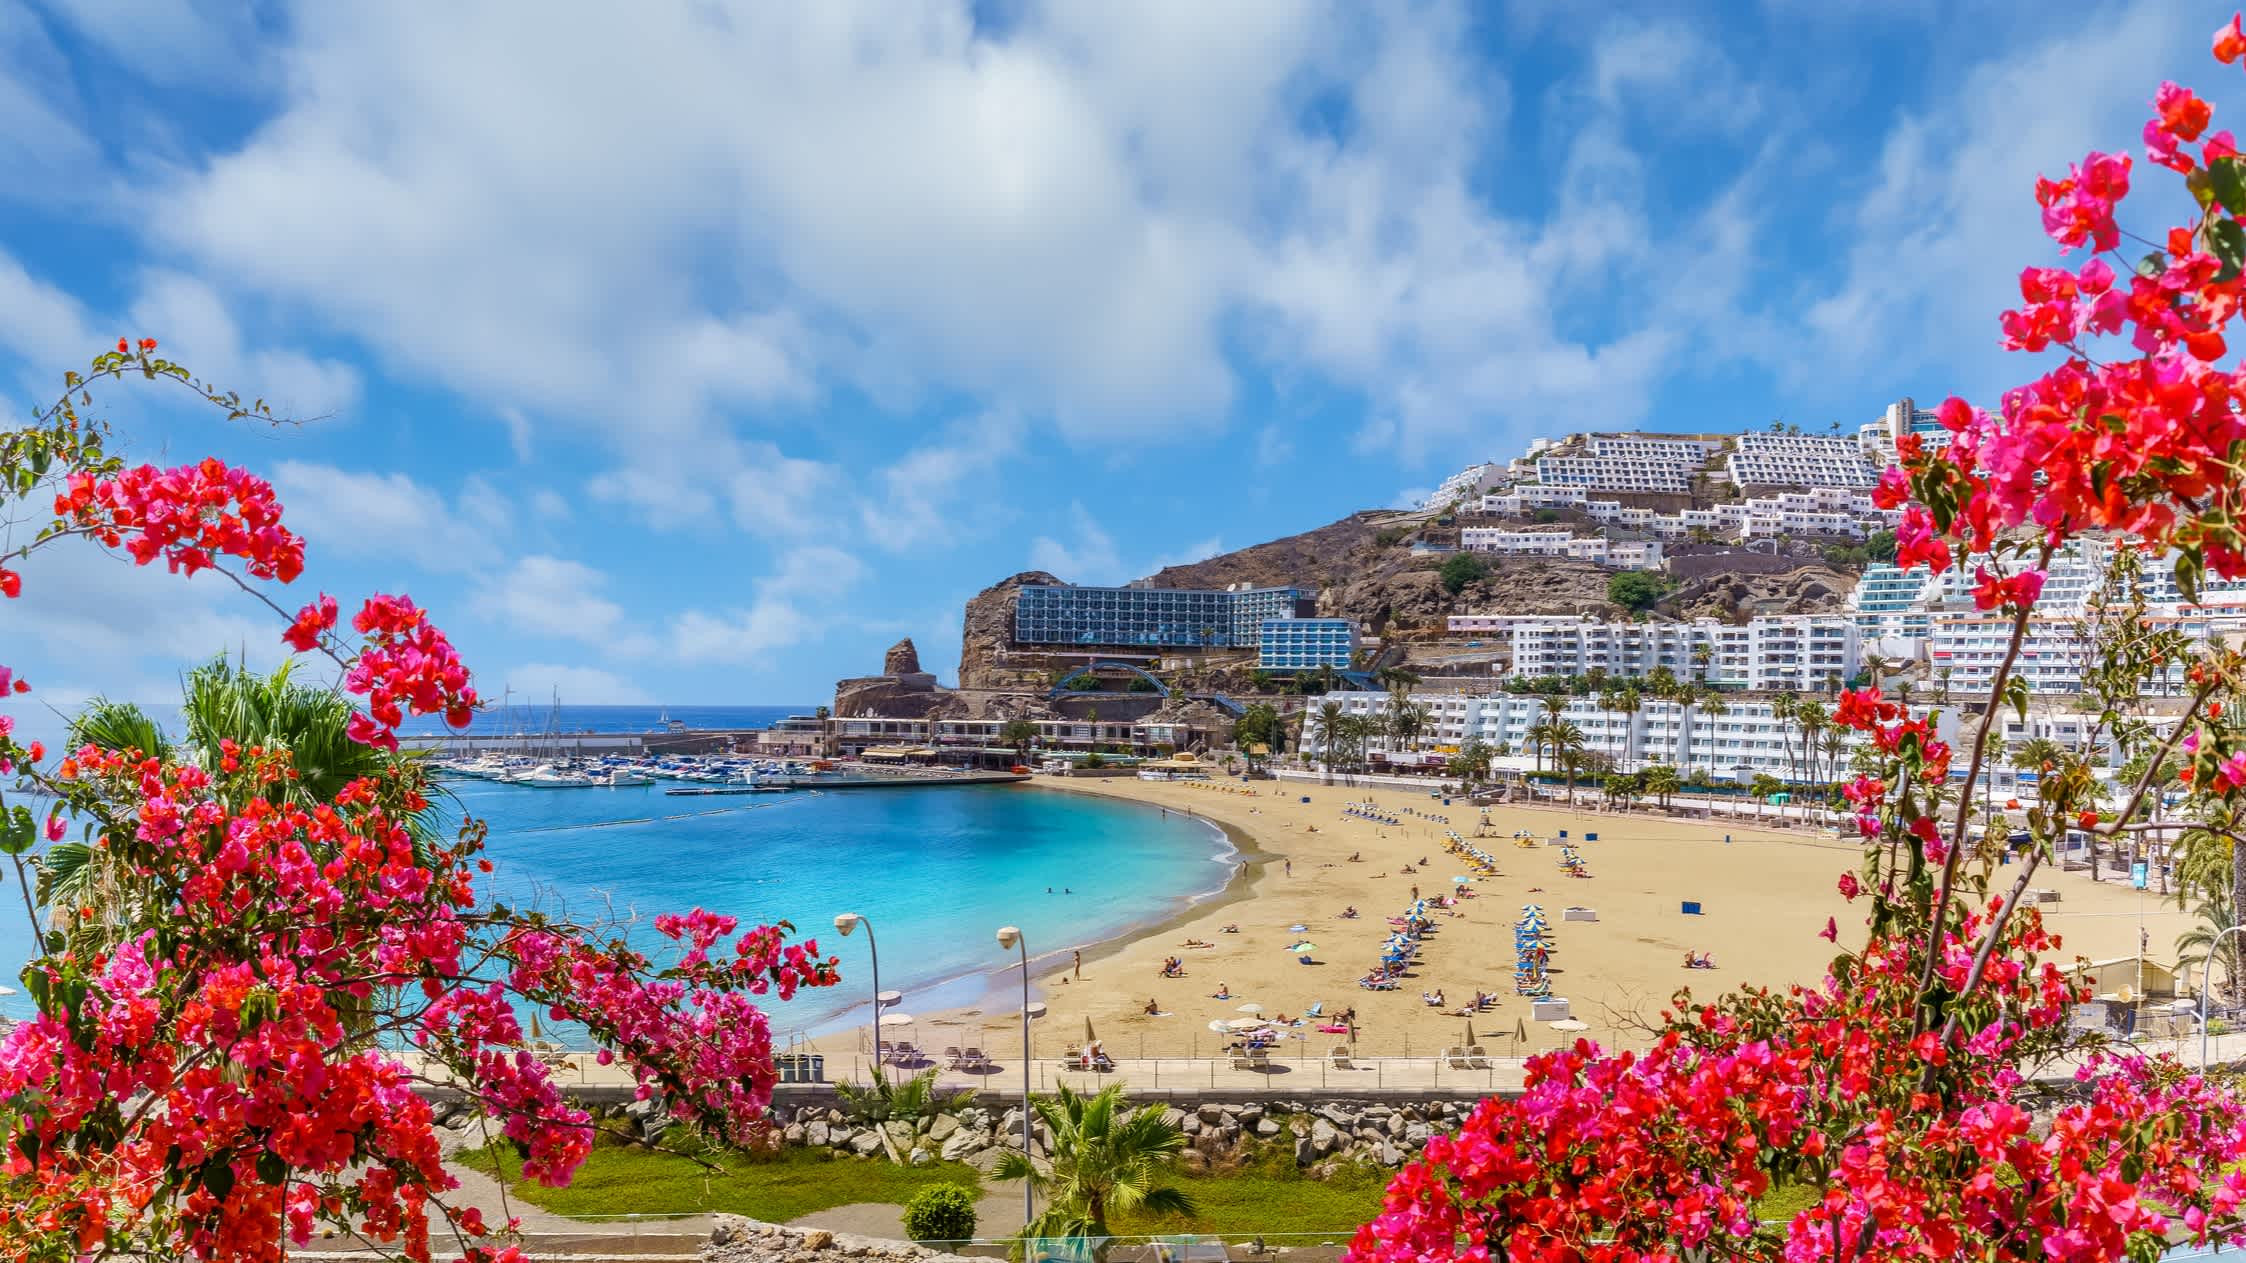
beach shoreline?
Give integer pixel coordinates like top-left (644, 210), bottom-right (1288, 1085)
top-left (880, 771), bottom-right (2192, 1066)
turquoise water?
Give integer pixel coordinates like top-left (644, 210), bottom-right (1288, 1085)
top-left (442, 778), bottom-right (1234, 1035)
top-left (0, 779), bottom-right (1235, 1029)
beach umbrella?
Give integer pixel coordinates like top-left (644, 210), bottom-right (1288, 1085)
top-left (1286, 941), bottom-right (1316, 953)
top-left (1235, 1003), bottom-right (1263, 1015)
top-left (878, 1012), bottom-right (914, 1027)
top-left (1224, 1018), bottom-right (1265, 1031)
top-left (1206, 1020), bottom-right (1230, 1035)
top-left (1084, 1016), bottom-right (1097, 1044)
top-left (876, 990), bottom-right (903, 1010)
top-left (1464, 1018), bottom-right (1476, 1046)
top-left (1453, 876), bottom-right (1472, 885)
top-left (1550, 1019), bottom-right (1589, 1032)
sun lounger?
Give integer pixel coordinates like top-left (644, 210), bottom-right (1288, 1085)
top-left (960, 1047), bottom-right (991, 1072)
top-left (1442, 1046), bottom-right (1473, 1070)
top-left (1466, 1045), bottom-right (1493, 1070)
top-left (941, 1046), bottom-right (964, 1069)
top-left (1329, 1044), bottom-right (1358, 1070)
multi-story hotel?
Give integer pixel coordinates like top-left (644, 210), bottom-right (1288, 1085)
top-left (1257, 618), bottom-right (1357, 671)
top-left (1013, 582), bottom-right (1310, 649)
top-left (1480, 614), bottom-right (1860, 691)
top-left (1723, 432), bottom-right (1879, 489)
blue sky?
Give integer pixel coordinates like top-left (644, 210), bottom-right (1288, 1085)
top-left (0, 0), bottom-right (2231, 707)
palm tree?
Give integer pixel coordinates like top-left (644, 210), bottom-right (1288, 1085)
top-left (1770, 691), bottom-right (1802, 797)
top-left (1525, 718), bottom-right (1558, 777)
top-left (1862, 653), bottom-right (1891, 691)
top-left (1551, 721), bottom-right (1587, 804)
top-left (996, 1083), bottom-right (1194, 1258)
top-left (1644, 764), bottom-right (1682, 812)
top-left (2176, 886), bottom-right (2240, 1006)
top-left (1001, 718), bottom-right (1039, 761)
top-left (1451, 736), bottom-right (1493, 785)
top-left (1691, 642), bottom-right (1714, 685)
top-left (1313, 702), bottom-right (1346, 784)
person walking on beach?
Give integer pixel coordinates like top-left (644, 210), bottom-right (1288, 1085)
top-left (1284, 857), bottom-right (1293, 877)
top-left (1073, 949), bottom-right (1082, 979)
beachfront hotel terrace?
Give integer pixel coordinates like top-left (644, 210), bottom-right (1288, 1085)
top-left (1014, 582), bottom-right (1311, 649)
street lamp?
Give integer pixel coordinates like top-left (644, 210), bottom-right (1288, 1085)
top-left (996, 925), bottom-right (1034, 1229)
top-left (2200, 923), bottom-right (2246, 1068)
top-left (835, 912), bottom-right (883, 1072)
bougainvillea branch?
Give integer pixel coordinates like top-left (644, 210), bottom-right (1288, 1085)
top-left (0, 342), bottom-right (840, 1261)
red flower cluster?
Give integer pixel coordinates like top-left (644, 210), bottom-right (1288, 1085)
top-left (54, 459), bottom-right (305, 583)
top-left (340, 594), bottom-right (479, 750)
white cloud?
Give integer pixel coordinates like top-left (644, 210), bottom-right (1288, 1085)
top-left (137, 1), bottom-right (1755, 498)
top-left (1793, 2), bottom-right (2194, 401)
top-left (269, 460), bottom-right (506, 575)
top-left (127, 270), bottom-right (361, 419)
top-left (1028, 502), bottom-right (1125, 585)
top-left (494, 662), bottom-right (652, 705)
top-left (530, 488), bottom-right (570, 520)
top-left (666, 546), bottom-right (869, 665)
top-left (862, 411), bottom-right (1022, 551)
top-left (476, 555), bottom-right (639, 649)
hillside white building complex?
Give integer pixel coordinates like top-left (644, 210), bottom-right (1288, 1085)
top-left (1724, 432), bottom-right (1879, 489)
top-left (1859, 397), bottom-right (1949, 462)
top-left (1474, 485), bottom-right (1898, 541)
top-left (1457, 529), bottom-right (1663, 569)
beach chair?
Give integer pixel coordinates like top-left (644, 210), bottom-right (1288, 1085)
top-left (1329, 1044), bottom-right (1358, 1071)
top-left (1441, 1046), bottom-right (1469, 1070)
top-left (941, 1046), bottom-right (964, 1069)
top-left (1466, 1045), bottom-right (1493, 1070)
top-left (1231, 1051), bottom-right (1261, 1072)
top-left (960, 1047), bottom-right (991, 1072)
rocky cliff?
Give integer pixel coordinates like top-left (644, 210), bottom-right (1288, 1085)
top-left (949, 514), bottom-right (1861, 688)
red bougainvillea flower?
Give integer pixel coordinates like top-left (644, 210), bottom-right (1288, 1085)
top-left (2218, 12), bottom-right (2246, 63)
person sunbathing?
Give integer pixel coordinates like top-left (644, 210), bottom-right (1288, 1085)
top-left (1211, 982), bottom-right (1232, 999)
top-left (1346, 851), bottom-right (1361, 862)
top-left (1144, 998), bottom-right (1161, 1015)
top-left (1340, 906), bottom-right (1359, 918)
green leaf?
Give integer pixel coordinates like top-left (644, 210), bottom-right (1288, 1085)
top-left (2212, 158), bottom-right (2246, 216)
top-left (2209, 218), bottom-right (2246, 284)
top-left (202, 1160), bottom-right (234, 1201)
top-left (256, 1151), bottom-right (286, 1185)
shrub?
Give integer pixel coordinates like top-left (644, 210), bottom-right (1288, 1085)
top-left (1605, 569), bottom-right (1670, 612)
top-left (903, 1183), bottom-right (978, 1244)
top-left (1439, 552), bottom-right (1490, 594)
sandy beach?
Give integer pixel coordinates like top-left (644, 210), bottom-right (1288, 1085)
top-left (918, 774), bottom-right (2193, 1062)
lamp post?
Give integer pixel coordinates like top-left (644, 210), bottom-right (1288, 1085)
top-left (835, 912), bottom-right (882, 1073)
top-left (2200, 923), bottom-right (2246, 1069)
top-left (996, 925), bottom-right (1034, 1229)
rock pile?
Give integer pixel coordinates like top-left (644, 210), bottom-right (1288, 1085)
top-left (779, 1104), bottom-right (1029, 1167)
top-left (703, 1216), bottom-right (982, 1263)
top-left (775, 1098), bottom-right (1474, 1171)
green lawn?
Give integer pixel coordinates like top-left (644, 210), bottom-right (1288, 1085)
top-left (1110, 1151), bottom-right (1390, 1239)
top-left (462, 1139), bottom-right (983, 1224)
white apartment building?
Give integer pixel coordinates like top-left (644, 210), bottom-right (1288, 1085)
top-left (1418, 462), bottom-right (1503, 511)
top-left (1458, 528), bottom-right (1663, 569)
top-left (1480, 614), bottom-right (1860, 692)
top-left (1310, 691), bottom-right (1942, 782)
top-left (1534, 454), bottom-right (1695, 493)
top-left (1847, 563), bottom-right (1952, 640)
top-left (1725, 432), bottom-right (1879, 489)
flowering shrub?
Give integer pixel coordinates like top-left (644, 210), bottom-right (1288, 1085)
top-left (1354, 23), bottom-right (2246, 1263)
top-left (0, 343), bottom-right (838, 1260)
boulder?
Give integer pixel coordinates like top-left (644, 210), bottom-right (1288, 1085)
top-left (1196, 1104), bottom-right (1226, 1124)
top-left (806, 1121), bottom-right (831, 1147)
top-left (783, 1123), bottom-right (806, 1145)
top-left (1294, 1136), bottom-right (1316, 1166)
top-left (1384, 1113), bottom-right (1406, 1138)
top-left (1254, 1119), bottom-right (1281, 1138)
top-left (1405, 1122), bottom-right (1432, 1146)
top-left (850, 1131), bottom-right (884, 1157)
top-left (1378, 1141), bottom-right (1403, 1166)
top-left (939, 1129), bottom-right (986, 1162)
top-left (1311, 1119), bottom-right (1340, 1155)
top-left (908, 1149), bottom-right (935, 1167)
top-left (1317, 1104), bottom-right (1357, 1129)
top-left (927, 1114), bottom-right (961, 1142)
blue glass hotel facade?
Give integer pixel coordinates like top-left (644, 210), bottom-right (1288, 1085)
top-left (1014, 583), bottom-right (1311, 649)
top-left (1257, 618), bottom-right (1357, 671)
